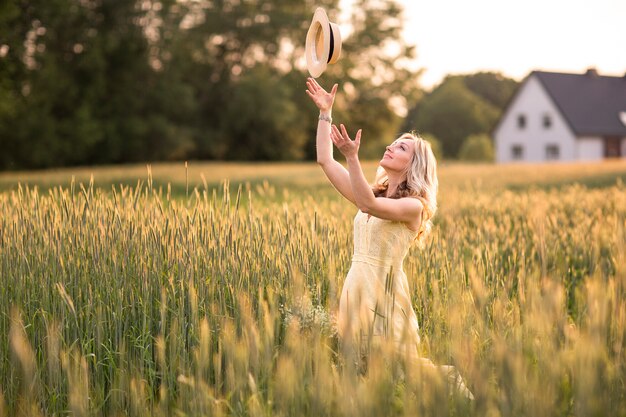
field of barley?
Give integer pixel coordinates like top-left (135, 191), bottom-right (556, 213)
top-left (1, 160), bottom-right (626, 417)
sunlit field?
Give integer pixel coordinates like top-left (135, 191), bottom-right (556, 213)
top-left (1, 160), bottom-right (626, 416)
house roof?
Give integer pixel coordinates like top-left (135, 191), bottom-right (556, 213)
top-left (533, 70), bottom-right (626, 136)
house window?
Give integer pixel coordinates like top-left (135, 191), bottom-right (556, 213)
top-left (545, 144), bottom-right (560, 160)
top-left (517, 114), bottom-right (526, 129)
top-left (543, 114), bottom-right (552, 128)
top-left (511, 144), bottom-right (524, 160)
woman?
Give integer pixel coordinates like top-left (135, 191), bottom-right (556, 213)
top-left (305, 77), bottom-right (473, 399)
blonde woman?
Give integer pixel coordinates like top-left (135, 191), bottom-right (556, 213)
top-left (305, 77), bottom-right (473, 399)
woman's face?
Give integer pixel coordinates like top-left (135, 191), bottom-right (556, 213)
top-left (380, 138), bottom-right (415, 173)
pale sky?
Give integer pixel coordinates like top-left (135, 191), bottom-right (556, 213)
top-left (365, 0), bottom-right (626, 88)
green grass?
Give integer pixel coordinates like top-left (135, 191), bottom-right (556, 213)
top-left (1, 160), bottom-right (626, 416)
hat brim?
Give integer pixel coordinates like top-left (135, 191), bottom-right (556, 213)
top-left (305, 8), bottom-right (342, 78)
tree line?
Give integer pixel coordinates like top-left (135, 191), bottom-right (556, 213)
top-left (0, 0), bottom-right (518, 170)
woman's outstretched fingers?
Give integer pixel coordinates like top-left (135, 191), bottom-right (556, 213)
top-left (311, 77), bottom-right (323, 90)
top-left (306, 78), bottom-right (318, 93)
top-left (355, 129), bottom-right (362, 146)
top-left (340, 124), bottom-right (350, 140)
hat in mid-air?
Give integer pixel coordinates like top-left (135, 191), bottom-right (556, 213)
top-left (305, 7), bottom-right (342, 78)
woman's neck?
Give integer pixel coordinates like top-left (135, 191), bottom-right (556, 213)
top-left (385, 173), bottom-right (405, 197)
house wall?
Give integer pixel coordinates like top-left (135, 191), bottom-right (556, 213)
top-left (576, 136), bottom-right (604, 161)
top-left (494, 75), bottom-right (577, 163)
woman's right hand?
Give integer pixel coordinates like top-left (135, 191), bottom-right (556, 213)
top-left (305, 77), bottom-right (338, 112)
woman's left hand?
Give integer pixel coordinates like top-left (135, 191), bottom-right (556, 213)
top-left (331, 124), bottom-right (362, 159)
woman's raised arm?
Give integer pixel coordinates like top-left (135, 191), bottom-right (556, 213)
top-left (305, 78), bottom-right (356, 205)
top-left (330, 123), bottom-right (423, 228)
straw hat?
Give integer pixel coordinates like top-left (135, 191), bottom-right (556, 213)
top-left (305, 8), bottom-right (342, 78)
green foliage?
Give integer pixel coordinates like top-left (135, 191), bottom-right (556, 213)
top-left (0, 0), bottom-right (421, 169)
top-left (458, 134), bottom-right (495, 162)
top-left (346, 95), bottom-right (402, 159)
top-left (462, 72), bottom-right (519, 109)
top-left (404, 73), bottom-right (518, 159)
top-left (414, 78), bottom-right (498, 158)
top-left (221, 66), bottom-right (308, 160)
top-left (0, 0), bottom-right (197, 168)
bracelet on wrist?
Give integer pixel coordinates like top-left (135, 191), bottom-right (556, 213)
top-left (318, 113), bottom-right (332, 123)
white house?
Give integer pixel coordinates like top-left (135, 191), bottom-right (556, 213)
top-left (493, 69), bottom-right (626, 163)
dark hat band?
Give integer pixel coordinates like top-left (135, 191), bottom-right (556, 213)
top-left (327, 24), bottom-right (334, 64)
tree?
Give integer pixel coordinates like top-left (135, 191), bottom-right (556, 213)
top-left (161, 0), bottom-right (340, 160)
top-left (0, 0), bottom-right (425, 168)
top-left (458, 134), bottom-right (495, 162)
top-left (413, 77), bottom-right (498, 158)
top-left (0, 0), bottom-right (195, 169)
top-left (403, 72), bottom-right (518, 159)
top-left (463, 72), bottom-right (519, 109)
top-left (220, 66), bottom-right (307, 160)
top-left (323, 0), bottom-right (423, 159)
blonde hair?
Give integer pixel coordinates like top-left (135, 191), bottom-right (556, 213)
top-left (371, 132), bottom-right (439, 248)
